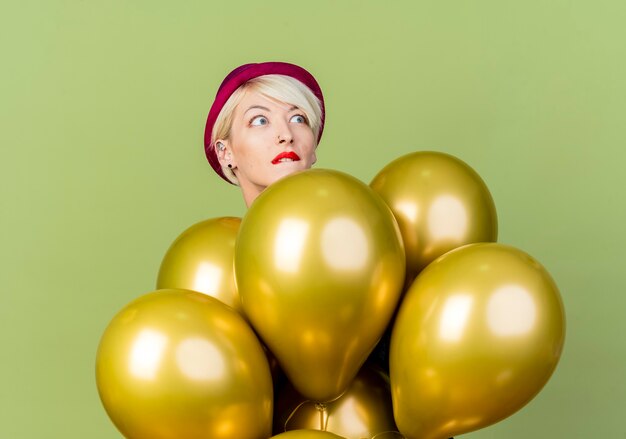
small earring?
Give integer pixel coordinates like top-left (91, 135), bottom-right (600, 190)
top-left (227, 164), bottom-right (232, 169)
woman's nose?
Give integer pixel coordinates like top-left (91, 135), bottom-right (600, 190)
top-left (276, 122), bottom-right (294, 145)
top-left (278, 135), bottom-right (293, 145)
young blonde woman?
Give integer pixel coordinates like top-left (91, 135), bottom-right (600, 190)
top-left (204, 62), bottom-right (325, 207)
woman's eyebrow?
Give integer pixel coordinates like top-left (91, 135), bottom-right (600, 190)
top-left (243, 105), bottom-right (300, 115)
top-left (244, 105), bottom-right (270, 115)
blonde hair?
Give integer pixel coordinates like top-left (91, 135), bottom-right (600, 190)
top-left (212, 74), bottom-right (323, 184)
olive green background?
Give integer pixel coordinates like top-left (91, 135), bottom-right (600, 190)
top-left (1, 0), bottom-right (624, 437)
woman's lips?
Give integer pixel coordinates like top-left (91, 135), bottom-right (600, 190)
top-left (272, 151), bottom-right (301, 165)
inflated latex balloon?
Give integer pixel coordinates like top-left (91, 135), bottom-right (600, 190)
top-left (275, 366), bottom-right (401, 438)
top-left (157, 217), bottom-right (242, 312)
top-left (370, 151), bottom-right (497, 283)
top-left (236, 169), bottom-right (406, 402)
top-left (96, 289), bottom-right (273, 439)
top-left (272, 430), bottom-right (344, 439)
top-left (390, 243), bottom-right (565, 439)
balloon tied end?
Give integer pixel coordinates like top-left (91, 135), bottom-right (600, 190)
top-left (314, 402), bottom-right (329, 431)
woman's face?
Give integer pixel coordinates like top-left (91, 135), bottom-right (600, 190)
top-left (222, 90), bottom-right (317, 203)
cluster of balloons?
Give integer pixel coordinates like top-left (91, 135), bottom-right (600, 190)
top-left (96, 152), bottom-right (565, 439)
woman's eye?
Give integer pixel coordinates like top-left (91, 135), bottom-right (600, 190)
top-left (290, 114), bottom-right (308, 124)
top-left (250, 116), bottom-right (268, 126)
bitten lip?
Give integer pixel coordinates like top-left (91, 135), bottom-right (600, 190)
top-left (271, 151), bottom-right (301, 164)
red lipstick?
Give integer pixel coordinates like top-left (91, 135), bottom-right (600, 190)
top-left (271, 151), bottom-right (301, 165)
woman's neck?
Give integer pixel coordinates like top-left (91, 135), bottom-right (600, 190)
top-left (238, 179), bottom-right (265, 208)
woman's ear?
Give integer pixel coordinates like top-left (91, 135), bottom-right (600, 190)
top-left (216, 139), bottom-right (236, 169)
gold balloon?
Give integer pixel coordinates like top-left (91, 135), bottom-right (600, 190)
top-left (370, 151), bottom-right (497, 283)
top-left (236, 169), bottom-right (406, 402)
top-left (275, 366), bottom-right (402, 439)
top-left (157, 217), bottom-right (242, 312)
top-left (96, 289), bottom-right (273, 439)
top-left (271, 430), bottom-right (344, 439)
top-left (390, 243), bottom-right (565, 439)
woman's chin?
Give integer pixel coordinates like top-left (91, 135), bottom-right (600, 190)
top-left (270, 162), bottom-right (312, 181)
